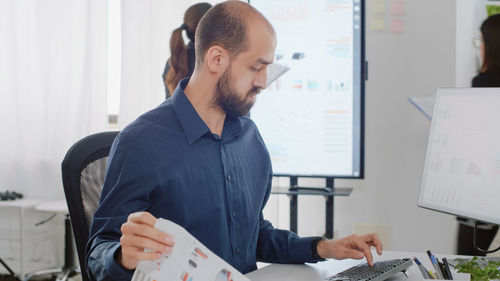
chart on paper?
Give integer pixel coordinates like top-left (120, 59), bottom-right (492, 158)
top-left (132, 219), bottom-right (249, 281)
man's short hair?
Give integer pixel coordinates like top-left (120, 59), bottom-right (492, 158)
top-left (194, 1), bottom-right (267, 66)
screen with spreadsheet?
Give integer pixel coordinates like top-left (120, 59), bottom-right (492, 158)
top-left (249, 0), bottom-right (365, 177)
top-left (418, 88), bottom-right (500, 225)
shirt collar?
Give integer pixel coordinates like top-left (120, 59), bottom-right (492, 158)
top-left (171, 78), bottom-right (244, 144)
top-left (171, 78), bottom-right (210, 144)
top-left (222, 115), bottom-right (243, 143)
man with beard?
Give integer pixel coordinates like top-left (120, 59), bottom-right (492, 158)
top-left (86, 2), bottom-right (382, 281)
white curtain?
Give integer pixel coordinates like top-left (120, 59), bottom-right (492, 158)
top-left (118, 0), bottom-right (222, 128)
top-left (0, 0), bottom-right (108, 200)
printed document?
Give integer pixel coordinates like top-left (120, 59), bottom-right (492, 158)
top-left (132, 218), bottom-right (250, 281)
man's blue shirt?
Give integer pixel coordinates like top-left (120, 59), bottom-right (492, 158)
top-left (86, 79), bottom-right (318, 281)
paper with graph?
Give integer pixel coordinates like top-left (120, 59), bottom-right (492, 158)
top-left (266, 63), bottom-right (290, 87)
top-left (132, 218), bottom-right (249, 281)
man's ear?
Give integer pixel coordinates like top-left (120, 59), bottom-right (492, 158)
top-left (205, 45), bottom-right (229, 74)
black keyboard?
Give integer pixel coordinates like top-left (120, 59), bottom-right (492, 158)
top-left (327, 258), bottom-right (413, 281)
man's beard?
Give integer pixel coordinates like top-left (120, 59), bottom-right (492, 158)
top-left (215, 65), bottom-right (260, 117)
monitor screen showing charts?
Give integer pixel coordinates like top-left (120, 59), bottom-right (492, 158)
top-left (418, 88), bottom-right (500, 225)
top-left (249, 0), bottom-right (365, 178)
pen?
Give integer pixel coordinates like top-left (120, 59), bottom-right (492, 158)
top-left (427, 250), bottom-right (433, 259)
top-left (443, 258), bottom-right (454, 280)
top-left (435, 255), bottom-right (449, 279)
top-left (427, 251), bottom-right (442, 279)
top-left (413, 257), bottom-right (433, 279)
top-left (427, 250), bottom-right (436, 266)
top-left (430, 254), bottom-right (444, 279)
top-left (438, 260), bottom-right (449, 279)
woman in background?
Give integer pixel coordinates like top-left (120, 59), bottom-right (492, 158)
top-left (457, 13), bottom-right (500, 256)
top-left (472, 13), bottom-right (500, 87)
top-left (163, 2), bottom-right (212, 98)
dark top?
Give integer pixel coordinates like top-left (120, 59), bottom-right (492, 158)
top-left (163, 41), bottom-right (196, 98)
top-left (471, 71), bottom-right (500, 87)
top-left (86, 78), bottom-right (319, 281)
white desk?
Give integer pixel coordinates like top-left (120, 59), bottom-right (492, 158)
top-left (23, 200), bottom-right (77, 281)
top-left (0, 199), bottom-right (42, 277)
top-left (246, 250), bottom-right (470, 281)
top-left (35, 200), bottom-right (68, 214)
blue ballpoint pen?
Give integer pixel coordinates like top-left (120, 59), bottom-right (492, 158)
top-left (430, 254), bottom-right (444, 279)
top-left (413, 257), bottom-right (432, 279)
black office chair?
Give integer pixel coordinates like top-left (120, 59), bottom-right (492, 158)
top-left (61, 131), bottom-right (119, 281)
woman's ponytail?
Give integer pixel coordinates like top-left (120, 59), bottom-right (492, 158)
top-left (165, 26), bottom-right (189, 95)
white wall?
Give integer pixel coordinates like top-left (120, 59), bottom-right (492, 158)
top-left (455, 1), bottom-right (500, 87)
top-left (263, 0), bottom-right (459, 254)
top-left (455, 0), bottom-right (490, 87)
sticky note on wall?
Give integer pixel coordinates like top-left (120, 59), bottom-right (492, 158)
top-left (390, 18), bottom-right (404, 34)
top-left (390, 1), bottom-right (405, 16)
top-left (369, 17), bottom-right (385, 31)
top-left (370, 0), bottom-right (385, 15)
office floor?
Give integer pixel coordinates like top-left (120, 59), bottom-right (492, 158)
top-left (0, 274), bottom-right (81, 281)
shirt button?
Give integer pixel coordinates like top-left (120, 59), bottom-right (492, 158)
top-left (227, 174), bottom-right (231, 181)
top-left (236, 247), bottom-right (241, 253)
top-left (232, 211), bottom-right (236, 217)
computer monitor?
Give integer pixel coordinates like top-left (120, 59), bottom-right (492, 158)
top-left (418, 88), bottom-right (500, 226)
top-left (249, 0), bottom-right (365, 178)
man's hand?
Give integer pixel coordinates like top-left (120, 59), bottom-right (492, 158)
top-left (118, 211), bottom-right (174, 270)
top-left (316, 233), bottom-right (383, 266)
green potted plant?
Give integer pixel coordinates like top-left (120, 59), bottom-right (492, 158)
top-left (453, 256), bottom-right (500, 281)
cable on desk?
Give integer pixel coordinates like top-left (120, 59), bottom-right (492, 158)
top-left (473, 221), bottom-right (500, 254)
top-left (35, 213), bottom-right (57, 227)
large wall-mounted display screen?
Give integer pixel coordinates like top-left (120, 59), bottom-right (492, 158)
top-left (250, 0), bottom-right (365, 177)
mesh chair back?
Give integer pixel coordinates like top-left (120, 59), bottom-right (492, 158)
top-left (80, 157), bottom-right (108, 226)
top-left (61, 131), bottom-right (119, 281)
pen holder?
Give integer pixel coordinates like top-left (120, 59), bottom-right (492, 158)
top-left (428, 271), bottom-right (470, 281)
